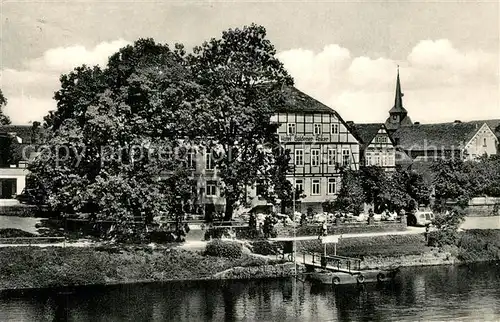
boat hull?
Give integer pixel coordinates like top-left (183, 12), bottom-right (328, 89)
top-left (308, 268), bottom-right (398, 285)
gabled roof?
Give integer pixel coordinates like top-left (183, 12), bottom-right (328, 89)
top-left (276, 87), bottom-right (336, 114)
top-left (349, 123), bottom-right (383, 148)
top-left (466, 119), bottom-right (500, 137)
top-left (391, 122), bottom-right (489, 150)
top-left (277, 87), bottom-right (361, 144)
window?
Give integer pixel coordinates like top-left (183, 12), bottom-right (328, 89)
top-left (375, 136), bottom-right (388, 144)
top-left (314, 124), bottom-right (322, 135)
top-left (388, 154), bottom-right (395, 166)
top-left (287, 123), bottom-right (296, 135)
top-left (328, 149), bottom-right (336, 166)
top-left (311, 149), bottom-right (320, 166)
top-left (205, 152), bottom-right (214, 170)
top-left (295, 179), bottom-right (303, 193)
top-left (187, 149), bottom-right (197, 169)
top-left (311, 179), bottom-right (320, 195)
top-left (375, 153), bottom-right (381, 166)
top-left (366, 153), bottom-right (373, 166)
top-left (331, 124), bottom-right (339, 134)
top-left (483, 138), bottom-right (487, 147)
top-left (328, 178), bottom-right (337, 194)
top-left (206, 181), bottom-right (217, 196)
top-left (342, 149), bottom-right (350, 166)
top-left (295, 149), bottom-right (304, 166)
top-left (382, 153), bottom-right (387, 166)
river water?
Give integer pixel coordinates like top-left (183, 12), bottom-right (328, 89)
top-left (1, 262), bottom-right (499, 322)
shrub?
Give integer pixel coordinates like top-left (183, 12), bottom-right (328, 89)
top-left (250, 240), bottom-right (280, 256)
top-left (204, 240), bottom-right (243, 259)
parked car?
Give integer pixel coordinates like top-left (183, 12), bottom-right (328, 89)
top-left (355, 213), bottom-right (368, 222)
top-left (313, 213), bottom-right (327, 223)
top-left (408, 211), bottom-right (435, 226)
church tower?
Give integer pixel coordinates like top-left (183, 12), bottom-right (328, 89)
top-left (385, 67), bottom-right (413, 132)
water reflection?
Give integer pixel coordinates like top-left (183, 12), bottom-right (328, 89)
top-left (1, 263), bottom-right (500, 321)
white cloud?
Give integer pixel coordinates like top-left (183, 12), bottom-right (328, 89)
top-left (3, 96), bottom-right (55, 125)
top-left (1, 38), bottom-right (498, 125)
top-left (0, 39), bottom-right (131, 125)
top-left (277, 39), bottom-right (499, 124)
top-left (26, 39), bottom-right (130, 73)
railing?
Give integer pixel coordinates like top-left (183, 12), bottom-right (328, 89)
top-left (305, 252), bottom-right (361, 273)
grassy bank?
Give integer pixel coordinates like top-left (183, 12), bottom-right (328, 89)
top-left (297, 234), bottom-right (431, 259)
top-left (0, 245), bottom-right (285, 291)
top-left (456, 230), bottom-right (500, 262)
top-left (297, 230), bottom-right (500, 267)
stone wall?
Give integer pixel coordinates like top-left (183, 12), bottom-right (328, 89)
top-left (466, 197), bottom-right (500, 216)
top-left (359, 250), bottom-right (458, 270)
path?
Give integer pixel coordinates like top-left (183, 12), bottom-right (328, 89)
top-left (270, 226), bottom-right (425, 242)
top-left (460, 216), bottom-right (500, 230)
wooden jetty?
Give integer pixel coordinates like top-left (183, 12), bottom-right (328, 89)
top-left (270, 235), bottom-right (399, 285)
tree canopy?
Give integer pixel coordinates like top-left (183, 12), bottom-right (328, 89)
top-left (29, 39), bottom-right (197, 232)
top-left (29, 24), bottom-right (293, 237)
top-left (0, 88), bottom-right (10, 125)
top-left (187, 24), bottom-right (293, 220)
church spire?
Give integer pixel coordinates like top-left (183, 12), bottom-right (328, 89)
top-left (389, 66), bottom-right (407, 114)
top-left (385, 66), bottom-right (413, 132)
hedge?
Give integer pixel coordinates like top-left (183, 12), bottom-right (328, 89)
top-left (204, 240), bottom-right (243, 259)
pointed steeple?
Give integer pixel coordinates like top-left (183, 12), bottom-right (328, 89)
top-left (390, 65), bottom-right (407, 113)
top-left (385, 66), bottom-right (413, 132)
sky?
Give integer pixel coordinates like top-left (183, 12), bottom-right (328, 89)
top-left (0, 0), bottom-right (499, 125)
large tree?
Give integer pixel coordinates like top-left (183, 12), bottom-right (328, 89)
top-left (262, 147), bottom-right (305, 214)
top-left (0, 88), bottom-right (10, 125)
top-left (187, 24), bottom-right (293, 220)
top-left (331, 170), bottom-right (365, 215)
top-left (28, 39), bottom-right (197, 236)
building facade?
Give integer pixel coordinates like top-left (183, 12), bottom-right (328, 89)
top-left (349, 123), bottom-right (396, 171)
top-left (190, 87), bottom-right (361, 215)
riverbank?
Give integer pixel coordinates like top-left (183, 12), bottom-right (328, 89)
top-left (1, 230), bottom-right (499, 292)
top-left (0, 243), bottom-right (294, 292)
top-left (296, 229), bottom-right (500, 269)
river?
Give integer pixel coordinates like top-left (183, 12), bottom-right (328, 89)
top-left (1, 262), bottom-right (499, 321)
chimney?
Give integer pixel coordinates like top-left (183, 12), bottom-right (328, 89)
top-left (454, 120), bottom-right (461, 123)
top-left (346, 121), bottom-right (354, 126)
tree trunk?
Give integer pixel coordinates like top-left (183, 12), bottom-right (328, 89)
top-left (280, 201), bottom-right (286, 215)
top-left (224, 198), bottom-right (235, 222)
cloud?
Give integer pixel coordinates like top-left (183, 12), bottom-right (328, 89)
top-left (1, 38), bottom-right (498, 125)
top-left (26, 39), bottom-right (130, 73)
top-left (277, 39), bottom-right (499, 124)
top-left (0, 39), bottom-right (130, 125)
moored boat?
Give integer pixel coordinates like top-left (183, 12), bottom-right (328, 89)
top-left (308, 267), bottom-right (399, 285)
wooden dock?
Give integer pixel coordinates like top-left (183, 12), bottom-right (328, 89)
top-left (300, 252), bottom-right (362, 275)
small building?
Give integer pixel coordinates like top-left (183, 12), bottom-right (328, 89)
top-left (0, 125), bottom-right (42, 205)
top-left (348, 123), bottom-right (397, 171)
